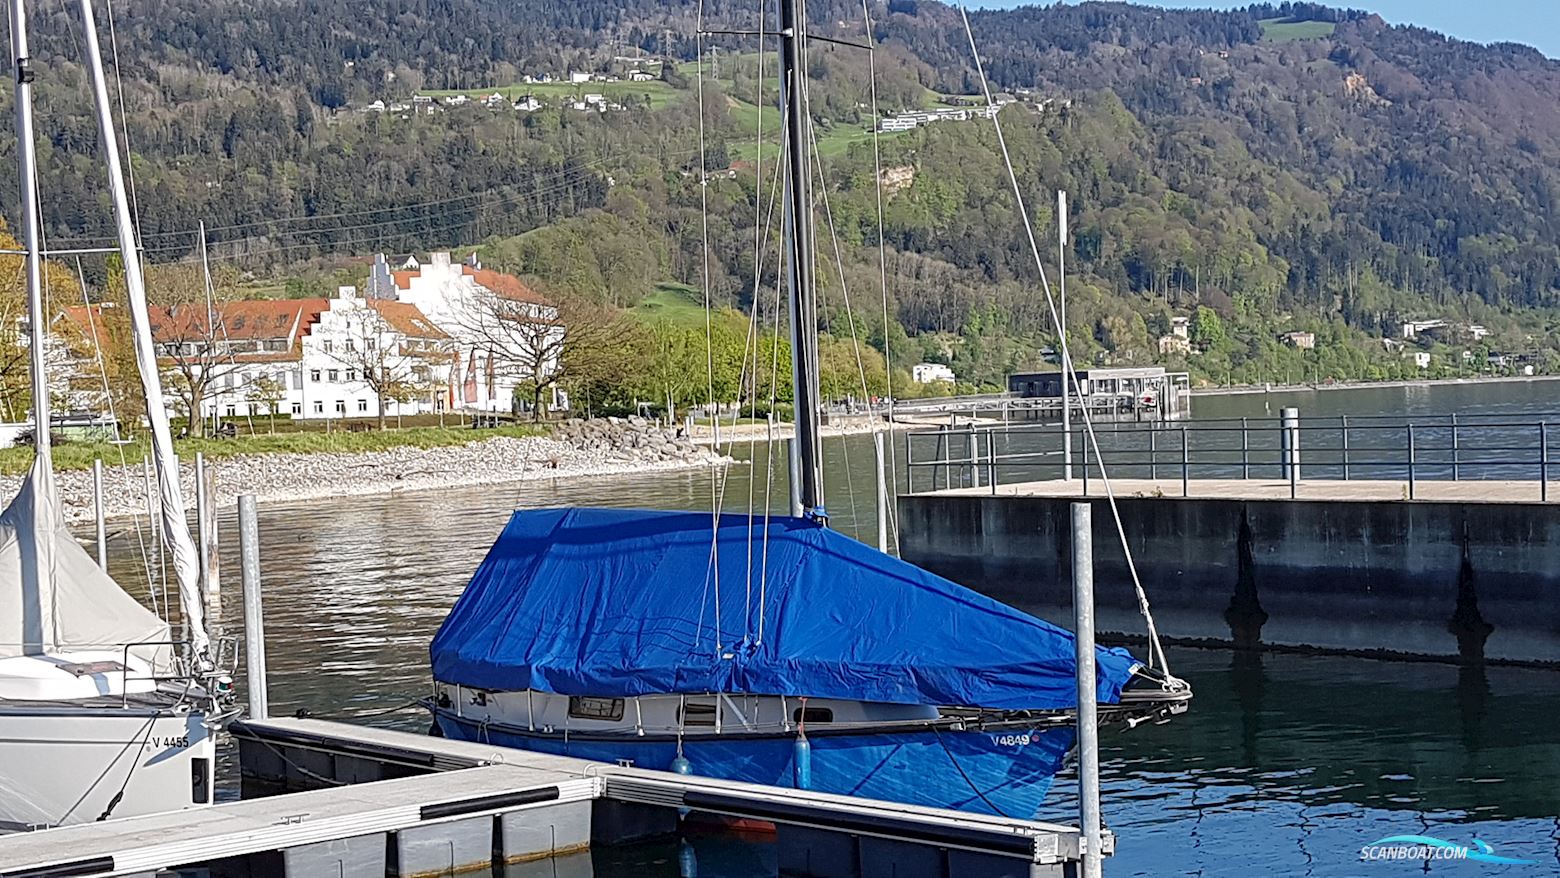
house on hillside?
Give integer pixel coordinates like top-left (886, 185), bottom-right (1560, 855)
top-left (364, 251), bottom-right (565, 414)
top-left (911, 363), bottom-right (955, 384)
top-left (513, 95), bottom-right (542, 112)
top-left (1279, 330), bottom-right (1316, 350)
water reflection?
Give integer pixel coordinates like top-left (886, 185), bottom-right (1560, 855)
top-left (84, 380), bottom-right (1560, 876)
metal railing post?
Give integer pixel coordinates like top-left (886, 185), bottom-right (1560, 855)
top-left (988, 429), bottom-right (998, 495)
top-left (1281, 407), bottom-right (1300, 480)
top-left (1181, 426), bottom-right (1190, 497)
top-left (1149, 426), bottom-right (1157, 480)
top-left (92, 458), bottom-right (107, 570)
top-left (1407, 424), bottom-right (1417, 500)
top-left (1082, 430), bottom-right (1090, 495)
top-left (239, 495), bottom-right (268, 720)
top-left (970, 425), bottom-right (981, 489)
top-left (1240, 417), bottom-right (1249, 480)
top-left (1451, 413), bottom-right (1460, 481)
top-left (1071, 501), bottom-right (1103, 878)
top-left (1340, 415), bottom-right (1349, 481)
top-left (1543, 423), bottom-right (1550, 503)
top-left (874, 432), bottom-right (889, 552)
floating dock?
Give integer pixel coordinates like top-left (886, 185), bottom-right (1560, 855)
top-left (0, 717), bottom-right (1106, 878)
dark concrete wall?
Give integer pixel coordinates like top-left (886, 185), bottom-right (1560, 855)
top-left (896, 494), bottom-right (1560, 663)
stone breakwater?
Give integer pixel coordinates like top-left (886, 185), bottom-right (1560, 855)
top-left (9, 419), bottom-right (728, 523)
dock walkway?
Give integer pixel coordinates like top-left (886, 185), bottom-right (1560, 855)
top-left (0, 718), bottom-right (1102, 877)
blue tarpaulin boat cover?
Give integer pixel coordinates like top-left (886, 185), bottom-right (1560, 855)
top-left (431, 508), bottom-right (1140, 710)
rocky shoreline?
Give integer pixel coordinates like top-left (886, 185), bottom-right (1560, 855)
top-left (14, 418), bottom-right (728, 524)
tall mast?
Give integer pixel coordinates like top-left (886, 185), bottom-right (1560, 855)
top-left (76, 0), bottom-right (209, 654)
top-left (778, 0), bottom-right (825, 521)
top-left (10, 0), bottom-right (47, 467)
top-left (10, 0), bottom-right (56, 656)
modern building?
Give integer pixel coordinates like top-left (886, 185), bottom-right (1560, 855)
top-left (1279, 330), bottom-right (1316, 350)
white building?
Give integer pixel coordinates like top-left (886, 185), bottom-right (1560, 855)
top-left (365, 252), bottom-right (563, 414)
top-left (912, 363), bottom-right (956, 384)
top-left (127, 288), bottom-right (452, 424)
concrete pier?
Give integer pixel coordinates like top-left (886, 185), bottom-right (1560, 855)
top-left (898, 481), bottom-right (1560, 664)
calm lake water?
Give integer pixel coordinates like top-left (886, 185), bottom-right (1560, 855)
top-left (101, 379), bottom-right (1560, 876)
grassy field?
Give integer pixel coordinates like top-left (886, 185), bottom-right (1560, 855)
top-left (0, 425), bottom-right (548, 475)
top-left (632, 283), bottom-right (710, 327)
top-left (1259, 18), bottom-right (1337, 41)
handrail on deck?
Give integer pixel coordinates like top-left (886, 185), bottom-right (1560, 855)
top-left (903, 411), bottom-right (1557, 501)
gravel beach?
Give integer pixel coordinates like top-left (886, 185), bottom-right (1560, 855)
top-left (14, 419), bottom-right (730, 524)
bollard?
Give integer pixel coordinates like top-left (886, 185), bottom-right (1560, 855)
top-left (92, 458), bottom-right (107, 570)
top-left (239, 495), bottom-right (268, 720)
top-left (1280, 407), bottom-right (1301, 481)
top-left (1071, 501), bottom-right (1102, 878)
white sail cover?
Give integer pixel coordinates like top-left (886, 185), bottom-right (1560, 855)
top-left (0, 456), bottom-right (168, 659)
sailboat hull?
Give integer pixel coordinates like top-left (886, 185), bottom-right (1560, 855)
top-left (432, 708), bottom-right (1073, 818)
top-left (0, 704), bottom-right (215, 830)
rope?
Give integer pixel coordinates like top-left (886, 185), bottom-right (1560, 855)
top-left (931, 726), bottom-right (1011, 818)
top-left (958, 4), bottom-right (1174, 678)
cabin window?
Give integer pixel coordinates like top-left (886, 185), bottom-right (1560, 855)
top-left (793, 706), bottom-right (834, 724)
top-left (568, 696), bottom-right (624, 721)
top-left (680, 701), bottom-right (717, 727)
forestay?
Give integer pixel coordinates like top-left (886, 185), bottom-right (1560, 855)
top-left (431, 507), bottom-right (1139, 711)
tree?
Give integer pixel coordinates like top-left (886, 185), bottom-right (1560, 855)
top-left (1191, 306), bottom-right (1228, 351)
top-left (246, 374), bottom-right (286, 433)
top-left (157, 305), bottom-right (254, 438)
top-left (457, 286), bottom-right (624, 421)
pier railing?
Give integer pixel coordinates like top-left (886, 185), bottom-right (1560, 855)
top-left (905, 410), bottom-right (1560, 500)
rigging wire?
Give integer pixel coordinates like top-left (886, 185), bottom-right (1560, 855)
top-left (102, 0), bottom-right (141, 243)
top-left (957, 4), bottom-right (1175, 679)
top-left (860, 0), bottom-right (902, 553)
top-left (695, 0), bottom-right (724, 654)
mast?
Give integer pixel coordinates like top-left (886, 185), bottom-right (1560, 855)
top-left (10, 0), bottom-right (56, 655)
top-left (778, 0), bottom-right (825, 521)
top-left (75, 0), bottom-right (209, 655)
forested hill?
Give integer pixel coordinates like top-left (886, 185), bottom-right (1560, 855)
top-left (4, 0), bottom-right (1560, 387)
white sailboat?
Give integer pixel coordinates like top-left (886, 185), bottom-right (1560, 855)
top-left (0, 0), bottom-right (235, 830)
